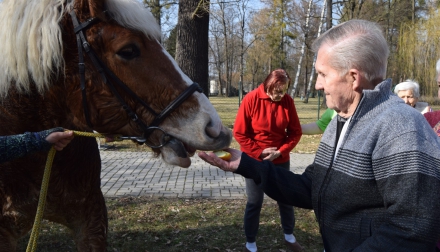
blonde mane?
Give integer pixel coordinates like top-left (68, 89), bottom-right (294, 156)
top-left (0, 0), bottom-right (161, 97)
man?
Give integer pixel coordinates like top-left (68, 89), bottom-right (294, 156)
top-left (199, 19), bottom-right (440, 251)
top-left (437, 59), bottom-right (440, 99)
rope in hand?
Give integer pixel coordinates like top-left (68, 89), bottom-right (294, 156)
top-left (26, 130), bottom-right (105, 252)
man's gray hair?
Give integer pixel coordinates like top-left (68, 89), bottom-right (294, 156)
top-left (394, 80), bottom-right (420, 98)
top-left (312, 20), bottom-right (389, 82)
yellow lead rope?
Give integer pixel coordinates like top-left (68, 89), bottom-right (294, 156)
top-left (26, 130), bottom-right (105, 252)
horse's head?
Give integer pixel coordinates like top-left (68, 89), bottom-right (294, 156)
top-left (0, 0), bottom-right (231, 168)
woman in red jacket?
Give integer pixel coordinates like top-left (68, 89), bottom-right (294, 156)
top-left (234, 69), bottom-right (302, 252)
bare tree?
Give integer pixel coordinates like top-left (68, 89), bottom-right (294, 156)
top-left (290, 0), bottom-right (314, 98)
top-left (175, 0), bottom-right (210, 96)
top-left (304, 1), bottom-right (326, 103)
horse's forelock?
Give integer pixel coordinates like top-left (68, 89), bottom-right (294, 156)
top-left (105, 0), bottom-right (161, 41)
top-left (0, 0), bottom-right (160, 98)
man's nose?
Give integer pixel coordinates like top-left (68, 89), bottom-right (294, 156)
top-left (315, 79), bottom-right (323, 90)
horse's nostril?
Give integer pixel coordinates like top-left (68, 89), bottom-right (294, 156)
top-left (205, 120), bottom-right (221, 138)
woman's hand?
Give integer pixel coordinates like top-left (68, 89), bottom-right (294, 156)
top-left (261, 147), bottom-right (281, 161)
top-left (198, 148), bottom-right (242, 172)
top-left (45, 131), bottom-right (74, 151)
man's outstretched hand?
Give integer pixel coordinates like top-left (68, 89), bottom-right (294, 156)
top-left (198, 148), bottom-right (242, 172)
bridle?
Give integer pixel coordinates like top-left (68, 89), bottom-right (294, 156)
top-left (69, 10), bottom-right (203, 148)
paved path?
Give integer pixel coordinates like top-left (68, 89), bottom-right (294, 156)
top-left (99, 151), bottom-right (315, 199)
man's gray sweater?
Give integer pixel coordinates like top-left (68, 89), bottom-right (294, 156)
top-left (236, 79), bottom-right (440, 251)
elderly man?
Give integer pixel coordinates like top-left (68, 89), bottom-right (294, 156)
top-left (199, 19), bottom-right (440, 252)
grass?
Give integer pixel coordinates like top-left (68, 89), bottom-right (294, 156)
top-left (18, 198), bottom-right (323, 251)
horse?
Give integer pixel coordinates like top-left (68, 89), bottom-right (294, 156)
top-left (0, 0), bottom-right (232, 250)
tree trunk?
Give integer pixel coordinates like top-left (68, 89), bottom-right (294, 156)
top-left (304, 1), bottom-right (326, 103)
top-left (326, 0), bottom-right (332, 30)
top-left (290, 0), bottom-right (313, 98)
top-left (175, 0), bottom-right (210, 96)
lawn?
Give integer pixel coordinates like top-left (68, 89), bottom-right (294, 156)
top-left (18, 198), bottom-right (324, 251)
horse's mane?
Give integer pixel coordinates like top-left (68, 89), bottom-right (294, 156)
top-left (0, 0), bottom-right (161, 97)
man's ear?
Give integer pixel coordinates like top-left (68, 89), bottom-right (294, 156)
top-left (348, 69), bottom-right (365, 92)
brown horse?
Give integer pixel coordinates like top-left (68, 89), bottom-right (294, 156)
top-left (0, 0), bottom-right (231, 250)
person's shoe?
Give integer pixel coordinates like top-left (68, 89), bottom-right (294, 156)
top-left (243, 247), bottom-right (254, 252)
top-left (285, 240), bottom-right (303, 252)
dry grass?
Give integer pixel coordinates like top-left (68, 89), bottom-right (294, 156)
top-left (17, 197), bottom-right (324, 252)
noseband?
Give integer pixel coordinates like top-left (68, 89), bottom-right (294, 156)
top-left (69, 10), bottom-right (203, 148)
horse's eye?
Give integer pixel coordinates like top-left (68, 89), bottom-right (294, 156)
top-left (116, 45), bottom-right (140, 60)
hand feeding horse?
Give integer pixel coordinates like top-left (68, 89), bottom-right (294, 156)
top-left (0, 0), bottom-right (231, 250)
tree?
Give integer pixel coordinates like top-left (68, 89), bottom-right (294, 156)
top-left (175, 0), bottom-right (210, 96)
top-left (397, 9), bottom-right (440, 96)
top-left (143, 0), bottom-right (179, 38)
top-left (163, 25), bottom-right (177, 58)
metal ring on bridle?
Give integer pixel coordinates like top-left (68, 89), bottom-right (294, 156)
top-left (144, 126), bottom-right (171, 148)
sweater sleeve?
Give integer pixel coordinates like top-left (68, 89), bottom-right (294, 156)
top-left (316, 108), bottom-right (337, 132)
top-left (0, 127), bottom-right (64, 163)
top-left (236, 152), bottom-right (314, 209)
top-left (277, 98), bottom-right (302, 157)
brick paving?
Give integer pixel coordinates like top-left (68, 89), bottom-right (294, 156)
top-left (100, 151), bottom-right (315, 199)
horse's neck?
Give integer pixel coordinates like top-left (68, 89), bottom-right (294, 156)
top-left (0, 87), bottom-right (70, 134)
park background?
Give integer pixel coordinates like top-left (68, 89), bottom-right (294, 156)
top-left (18, 0), bottom-right (440, 250)
top-left (145, 0), bottom-right (440, 107)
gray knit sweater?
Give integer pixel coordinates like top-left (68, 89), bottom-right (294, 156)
top-left (236, 79), bottom-right (440, 251)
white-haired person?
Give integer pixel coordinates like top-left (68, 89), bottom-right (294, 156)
top-left (394, 79), bottom-right (432, 114)
top-left (199, 19), bottom-right (440, 251)
top-left (437, 59), bottom-right (440, 98)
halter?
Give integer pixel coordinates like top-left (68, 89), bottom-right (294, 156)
top-left (69, 10), bottom-right (203, 148)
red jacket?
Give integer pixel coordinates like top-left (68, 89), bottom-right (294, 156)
top-left (233, 84), bottom-right (302, 164)
top-left (424, 110), bottom-right (440, 128)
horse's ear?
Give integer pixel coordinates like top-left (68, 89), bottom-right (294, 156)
top-left (74, 0), bottom-right (108, 20)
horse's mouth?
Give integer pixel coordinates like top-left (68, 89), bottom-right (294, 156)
top-left (158, 137), bottom-right (196, 168)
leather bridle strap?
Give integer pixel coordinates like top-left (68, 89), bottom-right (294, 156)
top-left (71, 13), bottom-right (98, 128)
top-left (69, 10), bottom-right (203, 141)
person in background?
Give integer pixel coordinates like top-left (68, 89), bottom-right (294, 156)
top-left (301, 108), bottom-right (337, 135)
top-left (394, 79), bottom-right (432, 114)
top-left (437, 59), bottom-right (440, 98)
top-left (233, 68), bottom-right (302, 252)
top-left (0, 128), bottom-right (74, 163)
top-left (199, 19), bottom-right (440, 251)
top-left (424, 109), bottom-right (440, 137)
